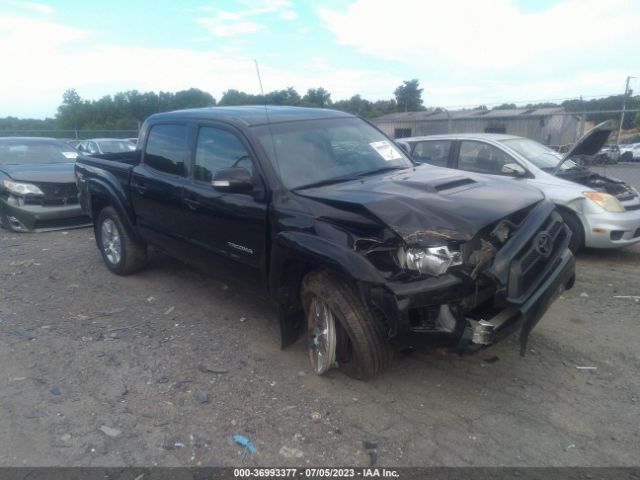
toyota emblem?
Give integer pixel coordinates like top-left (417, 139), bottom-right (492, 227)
top-left (535, 232), bottom-right (552, 257)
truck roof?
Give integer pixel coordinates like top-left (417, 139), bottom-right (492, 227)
top-left (147, 105), bottom-right (355, 127)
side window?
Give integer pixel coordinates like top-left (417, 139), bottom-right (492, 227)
top-left (194, 127), bottom-right (253, 183)
top-left (457, 141), bottom-right (515, 175)
top-left (88, 142), bottom-right (99, 154)
top-left (145, 124), bottom-right (188, 176)
top-left (412, 140), bottom-right (452, 167)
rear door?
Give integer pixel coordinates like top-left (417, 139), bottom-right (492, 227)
top-left (181, 123), bottom-right (268, 271)
top-left (410, 139), bottom-right (455, 168)
top-left (131, 122), bottom-right (193, 250)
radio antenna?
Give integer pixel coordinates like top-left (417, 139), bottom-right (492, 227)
top-left (254, 59), bottom-right (283, 189)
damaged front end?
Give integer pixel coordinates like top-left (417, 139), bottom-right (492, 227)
top-left (360, 200), bottom-right (575, 355)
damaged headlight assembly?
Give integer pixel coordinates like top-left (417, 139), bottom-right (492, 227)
top-left (583, 191), bottom-right (624, 213)
top-left (398, 245), bottom-right (463, 276)
top-left (2, 180), bottom-right (44, 196)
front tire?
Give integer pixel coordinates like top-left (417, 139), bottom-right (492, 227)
top-left (558, 210), bottom-right (584, 254)
top-left (0, 211), bottom-right (13, 231)
top-left (96, 207), bottom-right (147, 275)
top-left (301, 271), bottom-right (393, 380)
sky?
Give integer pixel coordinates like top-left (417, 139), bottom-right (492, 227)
top-left (1, 0), bottom-right (639, 119)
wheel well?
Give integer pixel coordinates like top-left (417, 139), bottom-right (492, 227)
top-left (555, 205), bottom-right (586, 248)
top-left (277, 260), bottom-right (318, 313)
top-left (90, 193), bottom-right (110, 220)
top-left (555, 206), bottom-right (584, 232)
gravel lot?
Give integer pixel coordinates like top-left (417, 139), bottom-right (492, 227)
top-left (1, 225), bottom-right (639, 467)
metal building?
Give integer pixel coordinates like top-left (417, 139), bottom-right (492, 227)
top-left (374, 107), bottom-right (580, 146)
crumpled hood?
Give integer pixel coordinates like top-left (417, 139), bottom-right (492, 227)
top-left (296, 165), bottom-right (545, 243)
top-left (0, 163), bottom-right (76, 184)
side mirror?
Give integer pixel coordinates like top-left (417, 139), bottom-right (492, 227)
top-left (212, 167), bottom-right (253, 192)
top-left (501, 163), bottom-right (527, 177)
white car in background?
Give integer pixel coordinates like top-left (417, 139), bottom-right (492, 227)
top-left (397, 121), bottom-right (640, 252)
top-left (76, 138), bottom-right (136, 156)
top-left (619, 143), bottom-right (640, 162)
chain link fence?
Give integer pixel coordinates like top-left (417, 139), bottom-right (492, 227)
top-left (0, 129), bottom-right (138, 140)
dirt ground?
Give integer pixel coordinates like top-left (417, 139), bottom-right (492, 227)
top-left (1, 227), bottom-right (639, 467)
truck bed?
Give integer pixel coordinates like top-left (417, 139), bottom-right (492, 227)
top-left (75, 151), bottom-right (140, 218)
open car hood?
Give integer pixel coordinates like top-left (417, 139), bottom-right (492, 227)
top-left (553, 120), bottom-right (615, 175)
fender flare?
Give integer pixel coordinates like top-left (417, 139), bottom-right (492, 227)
top-left (86, 176), bottom-right (139, 241)
top-left (268, 231), bottom-right (387, 348)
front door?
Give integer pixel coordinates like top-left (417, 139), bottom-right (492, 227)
top-left (181, 124), bottom-right (268, 272)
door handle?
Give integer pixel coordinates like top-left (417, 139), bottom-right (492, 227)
top-left (133, 182), bottom-right (147, 194)
top-left (184, 198), bottom-right (200, 210)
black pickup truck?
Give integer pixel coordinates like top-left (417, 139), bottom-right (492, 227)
top-left (75, 106), bottom-right (575, 379)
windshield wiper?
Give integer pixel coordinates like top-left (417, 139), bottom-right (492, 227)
top-left (354, 165), bottom-right (408, 178)
top-left (293, 174), bottom-right (362, 190)
top-left (293, 166), bottom-right (409, 190)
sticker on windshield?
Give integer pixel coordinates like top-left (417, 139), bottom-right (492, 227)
top-left (62, 152), bottom-right (78, 159)
top-left (369, 141), bottom-right (402, 161)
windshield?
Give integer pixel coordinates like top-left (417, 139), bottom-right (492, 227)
top-left (500, 138), bottom-right (578, 172)
top-left (253, 117), bottom-right (413, 189)
top-left (97, 140), bottom-right (136, 153)
top-left (0, 141), bottom-right (78, 165)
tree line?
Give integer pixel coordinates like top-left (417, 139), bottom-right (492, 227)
top-left (1, 79), bottom-right (639, 133)
top-left (0, 79), bottom-right (425, 133)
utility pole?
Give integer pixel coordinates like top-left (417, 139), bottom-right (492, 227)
top-left (579, 95), bottom-right (585, 137)
top-left (617, 76), bottom-right (636, 143)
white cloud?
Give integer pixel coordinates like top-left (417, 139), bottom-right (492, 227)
top-left (315, 0), bottom-right (640, 107)
top-left (196, 17), bottom-right (265, 36)
top-left (318, 0), bottom-right (640, 72)
top-left (0, 14), bottom-right (400, 118)
top-left (280, 10), bottom-right (298, 21)
top-left (14, 1), bottom-right (53, 15)
top-left (197, 0), bottom-right (297, 37)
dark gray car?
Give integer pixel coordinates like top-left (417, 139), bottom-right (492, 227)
top-left (0, 137), bottom-right (91, 232)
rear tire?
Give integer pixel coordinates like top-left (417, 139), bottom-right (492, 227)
top-left (96, 207), bottom-right (147, 275)
top-left (558, 210), bottom-right (584, 254)
top-left (301, 270), bottom-right (393, 380)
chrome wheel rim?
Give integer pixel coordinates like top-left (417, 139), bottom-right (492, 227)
top-left (101, 219), bottom-right (122, 265)
top-left (308, 297), bottom-right (337, 375)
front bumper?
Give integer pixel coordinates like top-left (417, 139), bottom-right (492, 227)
top-left (364, 201), bottom-right (576, 353)
top-left (1, 199), bottom-right (91, 232)
top-left (469, 248), bottom-right (574, 354)
top-left (582, 208), bottom-right (640, 248)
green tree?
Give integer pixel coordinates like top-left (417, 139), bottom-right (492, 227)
top-left (219, 89), bottom-right (262, 105)
top-left (494, 103), bottom-right (517, 110)
top-left (634, 111), bottom-right (640, 130)
top-left (394, 79), bottom-right (424, 112)
top-left (333, 94), bottom-right (373, 117)
top-left (265, 87), bottom-right (301, 106)
top-left (56, 88), bottom-right (87, 130)
top-left (170, 88), bottom-right (216, 110)
top-left (302, 87), bottom-right (331, 108)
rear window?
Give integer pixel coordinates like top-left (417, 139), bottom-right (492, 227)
top-left (144, 124), bottom-right (188, 176)
top-left (0, 142), bottom-right (77, 165)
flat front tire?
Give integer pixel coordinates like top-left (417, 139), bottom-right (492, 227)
top-left (96, 207), bottom-right (147, 275)
top-left (301, 271), bottom-right (393, 380)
